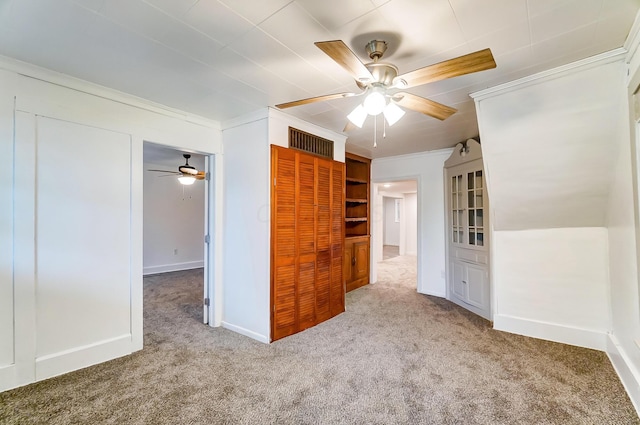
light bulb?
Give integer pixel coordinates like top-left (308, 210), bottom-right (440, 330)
top-left (347, 104), bottom-right (367, 128)
top-left (363, 90), bottom-right (386, 116)
top-left (178, 176), bottom-right (196, 185)
top-left (383, 102), bottom-right (405, 126)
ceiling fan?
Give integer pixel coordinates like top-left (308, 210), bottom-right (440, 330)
top-left (148, 154), bottom-right (205, 185)
top-left (276, 40), bottom-right (496, 129)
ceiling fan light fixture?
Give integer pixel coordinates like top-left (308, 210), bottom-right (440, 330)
top-left (178, 176), bottom-right (196, 185)
top-left (363, 88), bottom-right (386, 116)
top-left (383, 102), bottom-right (405, 126)
top-left (347, 104), bottom-right (367, 128)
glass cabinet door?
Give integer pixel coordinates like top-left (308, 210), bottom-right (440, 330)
top-left (451, 174), bottom-right (464, 244)
top-left (450, 167), bottom-right (485, 248)
top-left (467, 170), bottom-right (484, 246)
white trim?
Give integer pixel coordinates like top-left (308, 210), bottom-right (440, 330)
top-left (35, 334), bottom-right (132, 382)
top-left (494, 314), bottom-right (608, 351)
top-left (607, 334), bottom-right (640, 416)
top-left (0, 54), bottom-right (219, 128)
top-left (373, 147), bottom-right (454, 164)
top-left (221, 108), bottom-right (269, 131)
top-left (130, 136), bottom-right (144, 351)
top-left (211, 154), bottom-right (224, 327)
top-left (267, 107), bottom-right (346, 143)
top-left (221, 321), bottom-right (270, 344)
top-left (471, 49), bottom-right (627, 101)
top-left (371, 174), bottom-right (423, 292)
top-left (143, 261), bottom-right (204, 276)
top-left (625, 10), bottom-right (640, 65)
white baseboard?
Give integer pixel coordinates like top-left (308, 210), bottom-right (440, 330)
top-left (35, 334), bottom-right (132, 382)
top-left (607, 334), bottom-right (640, 416)
top-left (221, 321), bottom-right (270, 344)
top-left (143, 260), bottom-right (204, 275)
top-left (493, 314), bottom-right (607, 351)
top-left (419, 289), bottom-right (446, 298)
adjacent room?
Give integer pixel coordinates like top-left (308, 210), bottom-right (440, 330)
top-left (2, 1), bottom-right (640, 423)
top-left (373, 180), bottom-right (418, 290)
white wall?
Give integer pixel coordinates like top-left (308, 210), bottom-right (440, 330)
top-left (0, 56), bottom-right (221, 392)
top-left (143, 158), bottom-right (205, 275)
top-left (371, 149), bottom-right (452, 296)
top-left (606, 18), bottom-right (640, 413)
top-left (472, 51), bottom-right (627, 350)
top-left (405, 193), bottom-right (418, 255)
top-left (474, 52), bottom-right (625, 232)
top-left (222, 116), bottom-right (271, 343)
top-left (492, 228), bottom-right (610, 348)
top-left (222, 108), bottom-right (347, 343)
top-left (383, 197), bottom-right (400, 246)
top-left (372, 185), bottom-right (384, 264)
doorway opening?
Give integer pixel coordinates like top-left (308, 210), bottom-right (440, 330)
top-left (142, 142), bottom-right (209, 326)
top-left (373, 180), bottom-right (418, 289)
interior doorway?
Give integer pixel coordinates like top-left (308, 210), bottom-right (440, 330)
top-left (373, 180), bottom-right (418, 288)
top-left (142, 142), bottom-right (208, 324)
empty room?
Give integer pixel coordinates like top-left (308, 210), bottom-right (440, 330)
top-left (2, 1), bottom-right (640, 423)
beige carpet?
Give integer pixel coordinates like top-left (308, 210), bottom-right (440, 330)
top-left (0, 258), bottom-right (638, 424)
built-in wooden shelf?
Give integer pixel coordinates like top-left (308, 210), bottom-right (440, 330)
top-left (345, 217), bottom-right (367, 222)
top-left (346, 177), bottom-right (367, 184)
top-left (344, 153), bottom-right (371, 293)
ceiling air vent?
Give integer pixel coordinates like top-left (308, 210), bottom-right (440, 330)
top-left (289, 127), bottom-right (333, 159)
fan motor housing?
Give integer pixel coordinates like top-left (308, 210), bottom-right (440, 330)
top-left (356, 62), bottom-right (398, 90)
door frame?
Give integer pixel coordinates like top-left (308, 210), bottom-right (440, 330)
top-left (370, 176), bottom-right (421, 290)
top-left (142, 143), bottom-right (222, 328)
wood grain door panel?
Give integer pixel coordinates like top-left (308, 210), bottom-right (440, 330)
top-left (354, 241), bottom-right (369, 280)
top-left (271, 145), bottom-right (344, 341)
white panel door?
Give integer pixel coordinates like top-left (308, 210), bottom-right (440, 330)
top-left (34, 117), bottom-right (132, 381)
top-left (451, 261), bottom-right (466, 300)
top-left (466, 263), bottom-right (489, 310)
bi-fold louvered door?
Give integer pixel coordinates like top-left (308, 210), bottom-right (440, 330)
top-left (270, 145), bottom-right (344, 341)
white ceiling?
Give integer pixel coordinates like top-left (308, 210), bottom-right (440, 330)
top-left (376, 180), bottom-right (417, 194)
top-left (0, 0), bottom-right (638, 159)
top-left (143, 142), bottom-right (206, 170)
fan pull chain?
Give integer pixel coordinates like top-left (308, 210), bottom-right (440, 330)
top-left (373, 115), bottom-right (377, 148)
top-left (383, 113), bottom-right (387, 139)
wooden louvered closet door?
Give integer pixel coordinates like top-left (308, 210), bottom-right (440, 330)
top-left (271, 145), bottom-right (345, 341)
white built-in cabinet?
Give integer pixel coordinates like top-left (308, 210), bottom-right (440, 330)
top-left (445, 139), bottom-right (491, 320)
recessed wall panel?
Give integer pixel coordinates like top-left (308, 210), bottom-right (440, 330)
top-left (35, 117), bottom-right (131, 359)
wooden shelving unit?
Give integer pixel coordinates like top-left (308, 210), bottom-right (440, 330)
top-left (344, 153), bottom-right (370, 292)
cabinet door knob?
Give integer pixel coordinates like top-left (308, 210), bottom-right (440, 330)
top-left (352, 256), bottom-right (356, 266)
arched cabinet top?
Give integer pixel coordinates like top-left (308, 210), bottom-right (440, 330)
top-left (444, 138), bottom-right (482, 168)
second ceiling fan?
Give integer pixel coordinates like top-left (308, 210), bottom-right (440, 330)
top-left (276, 40), bottom-right (496, 129)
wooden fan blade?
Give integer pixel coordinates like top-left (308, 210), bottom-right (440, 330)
top-left (195, 171), bottom-right (206, 180)
top-left (148, 169), bottom-right (180, 174)
top-left (315, 40), bottom-right (374, 83)
top-left (393, 93), bottom-right (457, 121)
top-left (395, 48), bottom-right (496, 89)
top-left (179, 167), bottom-right (199, 175)
top-left (343, 121), bottom-right (357, 132)
top-left (276, 92), bottom-right (357, 109)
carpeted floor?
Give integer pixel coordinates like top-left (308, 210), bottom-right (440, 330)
top-left (383, 244), bottom-right (400, 260)
top-left (1, 256), bottom-right (638, 424)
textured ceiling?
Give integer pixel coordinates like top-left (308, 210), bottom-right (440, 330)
top-left (0, 0), bottom-right (638, 158)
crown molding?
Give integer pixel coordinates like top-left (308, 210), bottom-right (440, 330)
top-left (471, 48), bottom-right (626, 101)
